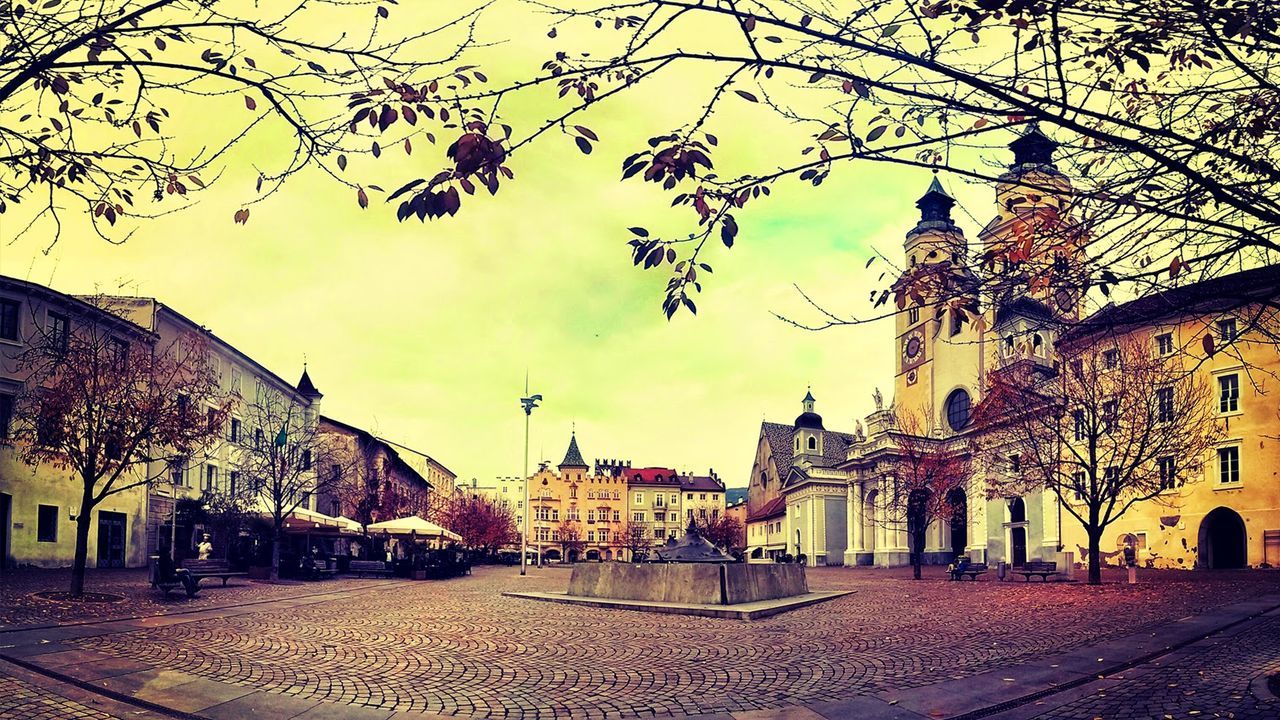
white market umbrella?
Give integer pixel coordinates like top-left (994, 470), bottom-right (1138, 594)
top-left (367, 516), bottom-right (462, 542)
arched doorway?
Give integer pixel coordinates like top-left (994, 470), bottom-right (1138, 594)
top-left (750, 547), bottom-right (763, 559)
top-left (544, 548), bottom-right (562, 563)
top-left (863, 489), bottom-right (878, 554)
top-left (947, 488), bottom-right (968, 558)
top-left (586, 549), bottom-right (600, 562)
top-left (1008, 497), bottom-right (1027, 566)
top-left (1199, 508), bottom-right (1247, 569)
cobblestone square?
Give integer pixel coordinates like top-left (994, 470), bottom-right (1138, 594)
top-left (3, 565), bottom-right (1279, 719)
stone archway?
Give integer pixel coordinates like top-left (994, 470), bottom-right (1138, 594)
top-left (1199, 507), bottom-right (1247, 569)
top-left (544, 548), bottom-right (562, 563)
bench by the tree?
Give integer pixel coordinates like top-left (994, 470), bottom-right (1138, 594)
top-left (181, 559), bottom-right (247, 587)
top-left (1013, 561), bottom-right (1059, 582)
top-left (348, 560), bottom-right (395, 578)
top-left (949, 563), bottom-right (988, 581)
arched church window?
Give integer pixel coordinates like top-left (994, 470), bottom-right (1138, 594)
top-left (1008, 497), bottom-right (1026, 523)
top-left (945, 389), bottom-right (972, 431)
top-left (1032, 334), bottom-right (1044, 355)
top-left (808, 436), bottom-right (817, 450)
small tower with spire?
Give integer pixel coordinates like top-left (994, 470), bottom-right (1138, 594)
top-left (297, 364), bottom-right (322, 423)
top-left (792, 389), bottom-right (825, 466)
top-left (558, 430), bottom-right (589, 483)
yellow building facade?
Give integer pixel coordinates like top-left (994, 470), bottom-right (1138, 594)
top-left (527, 434), bottom-right (628, 562)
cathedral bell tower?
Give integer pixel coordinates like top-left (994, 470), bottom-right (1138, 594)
top-left (983, 123), bottom-right (1085, 321)
top-left (894, 178), bottom-right (978, 419)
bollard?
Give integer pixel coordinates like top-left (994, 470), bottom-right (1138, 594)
top-left (1127, 565), bottom-right (1137, 584)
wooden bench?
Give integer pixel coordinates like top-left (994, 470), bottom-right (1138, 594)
top-left (949, 562), bottom-right (988, 581)
top-left (181, 559), bottom-right (248, 587)
top-left (1013, 561), bottom-right (1058, 581)
top-left (348, 559), bottom-right (395, 578)
top-left (149, 556), bottom-right (198, 598)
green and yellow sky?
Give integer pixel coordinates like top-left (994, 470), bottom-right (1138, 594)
top-left (0, 2), bottom-right (1007, 487)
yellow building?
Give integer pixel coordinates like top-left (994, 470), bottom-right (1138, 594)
top-left (1057, 268), bottom-right (1280, 569)
top-left (0, 277), bottom-right (151, 569)
top-left (527, 433), bottom-right (628, 562)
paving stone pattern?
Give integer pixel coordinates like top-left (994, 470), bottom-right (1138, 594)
top-left (0, 666), bottom-right (121, 720)
top-left (0, 566), bottom-right (394, 628)
top-left (1030, 614), bottom-right (1280, 720)
top-left (67, 566), bottom-right (1280, 719)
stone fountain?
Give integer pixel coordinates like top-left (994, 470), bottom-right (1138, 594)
top-left (506, 522), bottom-right (851, 619)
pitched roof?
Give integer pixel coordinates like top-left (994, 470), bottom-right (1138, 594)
top-left (1063, 264), bottom-right (1280, 344)
top-left (747, 495), bottom-right (786, 522)
top-left (560, 433), bottom-right (588, 468)
top-left (760, 421), bottom-right (855, 471)
top-left (319, 415), bottom-right (432, 490)
top-left (627, 467), bottom-right (681, 485)
top-left (680, 475), bottom-right (724, 492)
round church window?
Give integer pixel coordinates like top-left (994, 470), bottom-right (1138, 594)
top-left (945, 389), bottom-right (972, 431)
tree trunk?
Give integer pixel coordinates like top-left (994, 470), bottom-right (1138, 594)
top-left (270, 528), bottom-right (283, 581)
top-left (1087, 528), bottom-right (1102, 585)
top-left (910, 528), bottom-right (925, 580)
top-left (69, 500), bottom-right (93, 597)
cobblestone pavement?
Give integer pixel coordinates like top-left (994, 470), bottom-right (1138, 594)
top-left (1029, 613), bottom-right (1280, 720)
top-left (60, 565), bottom-right (1280, 719)
top-left (0, 663), bottom-right (124, 720)
top-left (0, 566), bottom-right (395, 628)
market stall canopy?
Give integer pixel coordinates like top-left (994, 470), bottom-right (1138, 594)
top-left (281, 507), bottom-right (357, 535)
top-left (333, 515), bottom-right (364, 533)
top-left (367, 516), bottom-right (462, 542)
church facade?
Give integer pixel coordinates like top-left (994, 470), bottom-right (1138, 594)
top-left (746, 127), bottom-right (1280, 571)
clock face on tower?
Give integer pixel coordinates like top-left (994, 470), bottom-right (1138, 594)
top-left (902, 329), bottom-right (925, 370)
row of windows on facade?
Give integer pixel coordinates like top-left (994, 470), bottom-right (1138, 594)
top-left (1011, 445), bottom-right (1242, 500)
top-left (1061, 373), bottom-right (1242, 441)
top-left (0, 300), bottom-right (270, 401)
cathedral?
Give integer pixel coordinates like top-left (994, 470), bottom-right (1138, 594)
top-left (744, 126), bottom-right (1280, 571)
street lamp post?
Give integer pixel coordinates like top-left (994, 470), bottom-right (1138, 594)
top-left (519, 381), bottom-right (542, 577)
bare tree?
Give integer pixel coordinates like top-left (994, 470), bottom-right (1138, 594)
top-left (617, 519), bottom-right (650, 562)
top-left (235, 388), bottom-right (338, 580)
top-left (8, 299), bottom-right (224, 595)
top-left (0, 0), bottom-right (485, 246)
top-left (975, 336), bottom-right (1222, 584)
top-left (556, 518), bottom-right (586, 562)
top-left (447, 494), bottom-right (517, 558)
top-left (690, 513), bottom-right (745, 556)
top-left (870, 409), bottom-right (973, 580)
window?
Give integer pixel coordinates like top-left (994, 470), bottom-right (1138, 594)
top-left (254, 427), bottom-right (264, 448)
top-left (599, 529), bottom-right (609, 543)
top-left (46, 312), bottom-right (68, 354)
top-left (569, 485), bottom-right (577, 499)
top-left (807, 436), bottom-right (817, 450)
top-left (1156, 387), bottom-right (1174, 423)
top-left (1070, 358), bottom-right (1084, 377)
top-left (587, 510), bottom-right (595, 523)
top-left (907, 306), bottom-right (920, 325)
top-left (1218, 446), bottom-right (1240, 484)
top-left (1218, 374), bottom-right (1240, 414)
top-left (612, 510), bottom-right (620, 522)
top-left (950, 311), bottom-right (963, 336)
top-left (229, 470), bottom-right (239, 496)
top-left (0, 299), bottom-right (18, 341)
top-left (1217, 318), bottom-right (1237, 343)
top-left (1031, 334), bottom-right (1043, 356)
top-left (1009, 454), bottom-right (1021, 474)
top-left (633, 492), bottom-right (643, 506)
top-left (228, 418), bottom-right (241, 443)
top-left (0, 393), bottom-right (12, 439)
top-left (669, 493), bottom-right (678, 505)
top-left (1155, 332), bottom-right (1174, 356)
top-left (230, 367), bottom-right (242, 395)
top-left (1072, 409), bottom-right (1086, 441)
top-left (699, 508), bottom-right (707, 519)
top-left (205, 464), bottom-right (218, 492)
top-left (1104, 466), bottom-right (1119, 488)
top-left (207, 408), bottom-right (219, 433)
top-left (700, 493), bottom-right (707, 500)
top-left (587, 531), bottom-right (596, 543)
top-left (1158, 457), bottom-right (1176, 490)
top-left (944, 389), bottom-right (972, 431)
top-left (1102, 349), bottom-right (1119, 370)
top-left (655, 494), bottom-right (664, 508)
top-left (686, 493), bottom-right (693, 501)
top-left (1071, 471), bottom-right (1086, 501)
top-left (1102, 400), bottom-right (1118, 433)
top-left (36, 403), bottom-right (64, 447)
top-left (632, 511), bottom-right (646, 522)
top-left (170, 458), bottom-right (187, 487)
top-left (37, 505), bottom-right (58, 542)
top-left (301, 449), bottom-right (312, 470)
top-left (109, 338), bottom-right (129, 368)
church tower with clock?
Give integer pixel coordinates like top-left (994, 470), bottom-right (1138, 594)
top-left (893, 177), bottom-right (984, 433)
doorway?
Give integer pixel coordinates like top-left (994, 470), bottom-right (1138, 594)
top-left (97, 511), bottom-right (127, 568)
top-left (0, 493), bottom-right (10, 572)
top-left (1010, 527), bottom-right (1027, 567)
top-left (947, 489), bottom-right (968, 558)
top-left (1198, 507), bottom-right (1247, 569)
